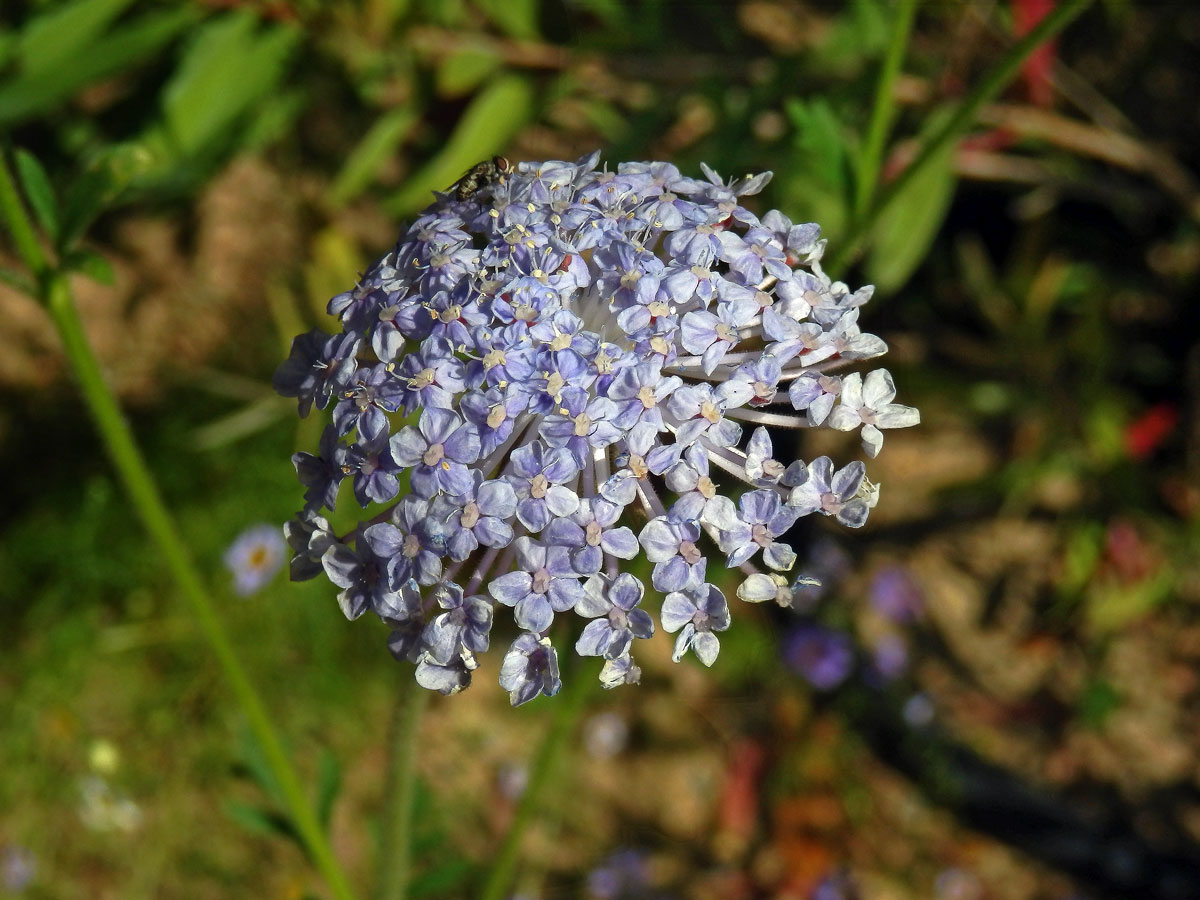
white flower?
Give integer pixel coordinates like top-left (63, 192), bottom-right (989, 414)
top-left (826, 369), bottom-right (920, 457)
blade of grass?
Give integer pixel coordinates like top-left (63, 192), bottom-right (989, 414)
top-left (384, 74), bottom-right (534, 217)
top-left (854, 0), bottom-right (919, 218)
top-left (328, 106), bottom-right (419, 208)
top-left (830, 0), bottom-right (1095, 275)
top-left (374, 678), bottom-right (431, 900)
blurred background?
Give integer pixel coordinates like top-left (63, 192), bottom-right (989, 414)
top-left (1, 0), bottom-right (1198, 898)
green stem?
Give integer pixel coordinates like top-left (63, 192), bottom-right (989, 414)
top-left (375, 680), bottom-right (431, 900)
top-left (479, 669), bottom-right (590, 900)
top-left (854, 0), bottom-right (920, 218)
top-left (3, 149), bottom-right (357, 898)
top-left (830, 0), bottom-right (1095, 274)
top-left (0, 200), bottom-right (359, 897)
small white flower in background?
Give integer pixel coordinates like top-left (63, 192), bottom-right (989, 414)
top-left (496, 761), bottom-right (529, 800)
top-left (903, 692), bottom-right (936, 727)
top-left (78, 776), bottom-right (142, 833)
top-left (583, 711), bottom-right (630, 759)
top-left (224, 523), bottom-right (287, 596)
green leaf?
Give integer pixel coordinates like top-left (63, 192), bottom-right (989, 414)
top-left (193, 397), bottom-right (290, 450)
top-left (817, 0), bottom-right (890, 67)
top-left (786, 98), bottom-right (850, 197)
top-left (409, 857), bottom-right (474, 897)
top-left (14, 148), bottom-right (59, 243)
top-left (782, 97), bottom-right (852, 237)
top-left (435, 46), bottom-right (503, 98)
top-left (314, 750), bottom-right (342, 832)
top-left (223, 799), bottom-right (307, 855)
top-left (830, 0), bottom-right (1094, 275)
top-left (59, 143), bottom-right (159, 245)
top-left (63, 248), bottom-right (115, 285)
top-left (864, 120), bottom-right (956, 294)
top-left (580, 97), bottom-right (628, 142)
top-left (0, 30), bottom-right (15, 71)
top-left (235, 728), bottom-right (285, 808)
top-left (567, 0), bottom-right (624, 25)
top-left (328, 105), bottom-right (419, 207)
top-left (0, 6), bottom-right (200, 127)
top-left (386, 74), bottom-right (535, 217)
top-left (475, 0), bottom-right (541, 39)
top-left (1077, 678), bottom-right (1121, 729)
top-left (0, 265), bottom-right (37, 298)
top-left (58, 169), bottom-right (112, 247)
top-left (365, 0), bottom-right (414, 34)
top-left (241, 89), bottom-right (305, 153)
top-left (419, 0), bottom-right (468, 27)
top-left (224, 800), bottom-right (291, 839)
top-left (1085, 398), bottom-right (1128, 467)
top-left (17, 0), bottom-right (135, 79)
top-left (1085, 568), bottom-right (1173, 634)
top-left (1057, 522), bottom-right (1103, 596)
top-left (159, 11), bottom-right (299, 159)
top-left (304, 227), bottom-right (366, 322)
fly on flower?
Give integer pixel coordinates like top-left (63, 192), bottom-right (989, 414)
top-left (447, 155), bottom-right (511, 201)
top-left (275, 152), bottom-right (919, 705)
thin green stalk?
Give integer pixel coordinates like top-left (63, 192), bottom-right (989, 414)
top-left (1, 155), bottom-right (359, 900)
top-left (479, 671), bottom-right (591, 900)
top-left (831, 0), bottom-right (1095, 273)
top-left (854, 0), bottom-right (920, 217)
top-left (44, 274), bottom-right (359, 900)
top-left (375, 680), bottom-right (431, 900)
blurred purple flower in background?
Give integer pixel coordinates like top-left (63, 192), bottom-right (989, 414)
top-left (587, 849), bottom-right (652, 900)
top-left (784, 625), bottom-right (855, 690)
top-left (869, 565), bottom-right (923, 623)
top-left (792, 538), bottom-right (853, 607)
top-left (496, 761), bottom-right (529, 801)
top-left (935, 867), bottom-right (983, 900)
top-left (811, 869), bottom-right (860, 900)
top-left (277, 152), bottom-right (918, 703)
top-left (870, 633), bottom-right (909, 681)
top-left (223, 523), bottom-right (287, 596)
top-left (583, 711), bottom-right (631, 759)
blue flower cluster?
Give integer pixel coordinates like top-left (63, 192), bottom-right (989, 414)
top-left (276, 152), bottom-right (918, 705)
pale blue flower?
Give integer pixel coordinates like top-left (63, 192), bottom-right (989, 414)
top-left (277, 152), bottom-right (917, 703)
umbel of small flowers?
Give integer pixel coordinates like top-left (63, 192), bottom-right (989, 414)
top-left (275, 151), bottom-right (919, 706)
